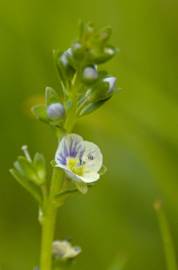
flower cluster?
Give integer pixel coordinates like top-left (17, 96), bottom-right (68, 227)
top-left (32, 22), bottom-right (118, 131)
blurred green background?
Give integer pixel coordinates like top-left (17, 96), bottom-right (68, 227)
top-left (0, 0), bottom-right (178, 269)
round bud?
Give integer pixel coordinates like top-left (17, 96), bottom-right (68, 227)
top-left (83, 67), bottom-right (98, 82)
top-left (103, 77), bottom-right (117, 93)
top-left (47, 103), bottom-right (65, 120)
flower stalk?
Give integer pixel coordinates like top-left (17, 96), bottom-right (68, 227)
top-left (40, 168), bottom-right (64, 270)
top-left (10, 21), bottom-right (118, 270)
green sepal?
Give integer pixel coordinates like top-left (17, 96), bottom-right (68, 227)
top-left (31, 104), bottom-right (48, 123)
top-left (79, 97), bottom-right (111, 117)
top-left (33, 153), bottom-right (46, 183)
top-left (54, 49), bottom-right (75, 89)
top-left (45, 87), bottom-right (59, 106)
top-left (54, 188), bottom-right (78, 207)
top-left (98, 26), bottom-right (112, 43)
top-left (75, 182), bottom-right (88, 194)
top-left (99, 165), bottom-right (107, 176)
top-left (90, 46), bottom-right (117, 64)
top-left (9, 168), bottom-right (42, 204)
top-left (50, 160), bottom-right (56, 168)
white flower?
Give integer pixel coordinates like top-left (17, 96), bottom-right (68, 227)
top-left (52, 240), bottom-right (81, 260)
top-left (55, 134), bottom-right (103, 193)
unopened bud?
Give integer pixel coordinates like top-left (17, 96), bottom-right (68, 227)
top-left (83, 67), bottom-right (98, 82)
top-left (60, 48), bottom-right (72, 66)
top-left (47, 103), bottom-right (65, 120)
top-left (103, 77), bottom-right (117, 93)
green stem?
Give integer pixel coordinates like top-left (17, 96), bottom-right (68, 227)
top-left (154, 200), bottom-right (177, 270)
top-left (40, 168), bottom-right (64, 270)
top-left (64, 72), bottom-right (81, 132)
top-left (40, 76), bottom-right (78, 269)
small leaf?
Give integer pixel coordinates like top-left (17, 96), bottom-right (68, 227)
top-left (31, 104), bottom-right (48, 122)
top-left (33, 153), bottom-right (46, 183)
top-left (16, 156), bottom-right (43, 185)
top-left (45, 87), bottom-right (59, 106)
top-left (10, 168), bottom-right (42, 204)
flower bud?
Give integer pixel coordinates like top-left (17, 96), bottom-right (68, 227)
top-left (72, 42), bottom-right (85, 60)
top-left (83, 66), bottom-right (98, 83)
top-left (60, 48), bottom-right (73, 66)
top-left (56, 49), bottom-right (75, 84)
top-left (47, 103), bottom-right (65, 120)
top-left (103, 76), bottom-right (117, 93)
top-left (52, 240), bottom-right (81, 260)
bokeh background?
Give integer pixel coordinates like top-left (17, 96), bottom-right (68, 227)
top-left (0, 0), bottom-right (178, 269)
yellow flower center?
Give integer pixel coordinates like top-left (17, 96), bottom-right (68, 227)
top-left (66, 158), bottom-right (84, 176)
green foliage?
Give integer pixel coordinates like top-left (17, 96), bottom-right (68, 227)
top-left (2, 1), bottom-right (178, 269)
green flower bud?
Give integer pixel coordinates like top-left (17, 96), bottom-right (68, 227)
top-left (72, 42), bottom-right (85, 60)
top-left (47, 103), bottom-right (65, 120)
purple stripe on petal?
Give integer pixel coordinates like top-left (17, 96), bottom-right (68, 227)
top-left (57, 156), bottom-right (66, 165)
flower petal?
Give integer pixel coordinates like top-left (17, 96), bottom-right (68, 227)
top-left (82, 141), bottom-right (103, 173)
top-left (55, 134), bottom-right (84, 166)
top-left (80, 172), bottom-right (100, 183)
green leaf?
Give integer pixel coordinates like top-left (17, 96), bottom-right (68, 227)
top-left (9, 168), bottom-right (42, 204)
top-left (45, 86), bottom-right (59, 106)
top-left (16, 156), bottom-right (43, 185)
top-left (33, 153), bottom-right (46, 183)
top-left (54, 49), bottom-right (75, 89)
top-left (31, 104), bottom-right (48, 122)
